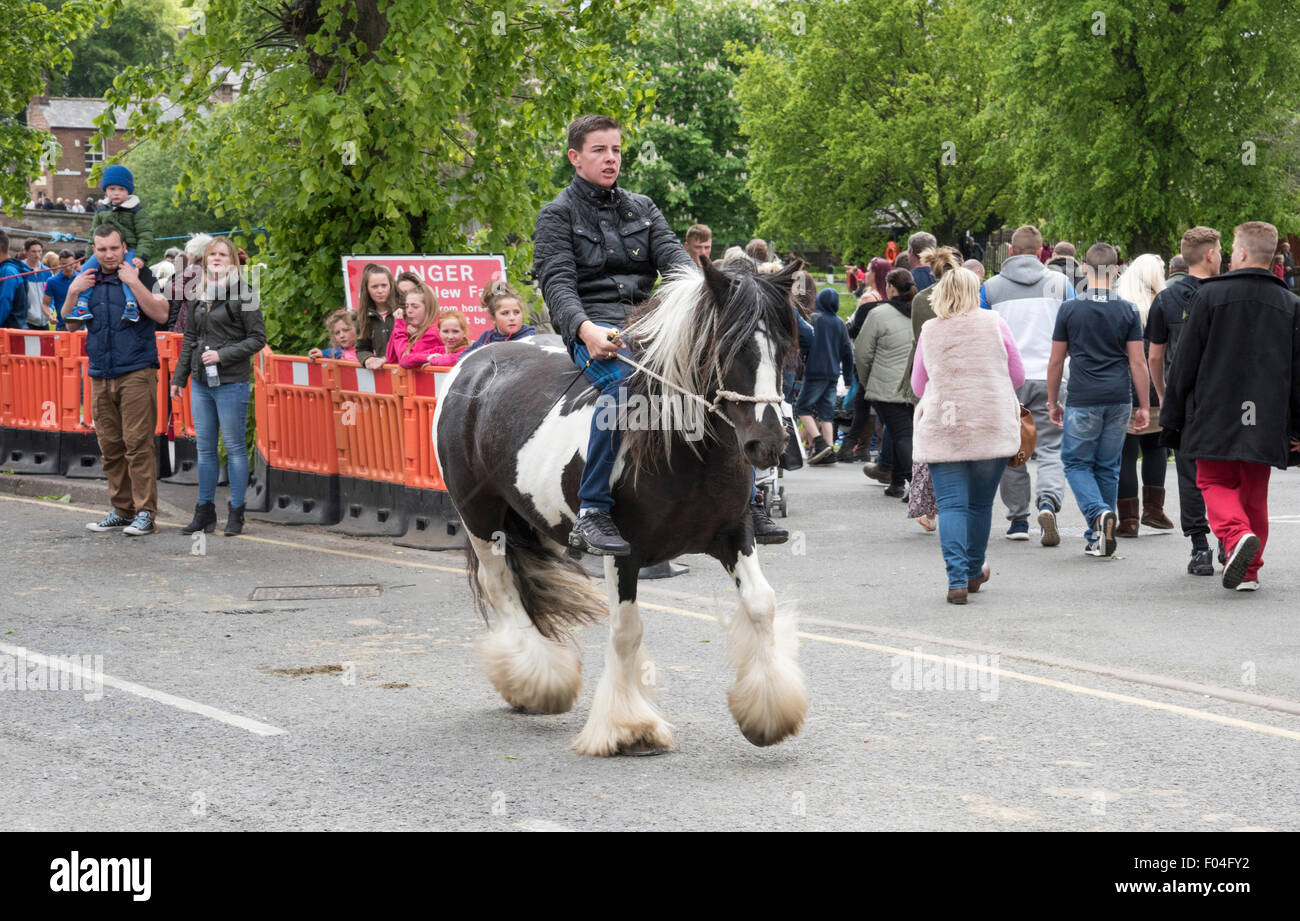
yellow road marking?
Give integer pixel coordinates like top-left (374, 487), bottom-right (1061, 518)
top-left (7, 492), bottom-right (1300, 742)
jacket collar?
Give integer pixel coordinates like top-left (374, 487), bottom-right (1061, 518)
top-left (571, 174), bottom-right (620, 206)
top-left (1205, 267), bottom-right (1287, 288)
top-left (111, 195), bottom-right (141, 210)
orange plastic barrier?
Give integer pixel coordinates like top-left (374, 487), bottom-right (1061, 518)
top-left (260, 353), bottom-right (338, 476)
top-left (399, 364), bottom-right (452, 492)
top-left (0, 330), bottom-right (63, 431)
top-left (330, 362), bottom-right (405, 483)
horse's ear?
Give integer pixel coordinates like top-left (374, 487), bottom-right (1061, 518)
top-left (699, 255), bottom-right (732, 307)
top-left (770, 258), bottom-right (805, 290)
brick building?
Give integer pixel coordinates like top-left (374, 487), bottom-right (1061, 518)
top-left (24, 69), bottom-right (242, 208)
top-left (24, 97), bottom-right (182, 207)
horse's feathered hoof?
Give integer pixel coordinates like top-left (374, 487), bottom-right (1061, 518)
top-left (620, 739), bottom-right (673, 757)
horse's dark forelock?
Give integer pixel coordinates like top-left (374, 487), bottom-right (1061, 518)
top-left (712, 268), bottom-right (799, 380)
top-left (621, 264), bottom-right (798, 472)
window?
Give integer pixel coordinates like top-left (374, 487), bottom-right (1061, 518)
top-left (83, 136), bottom-right (103, 174)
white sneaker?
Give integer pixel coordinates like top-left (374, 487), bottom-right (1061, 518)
top-left (1222, 533), bottom-right (1260, 590)
top-left (1084, 540), bottom-right (1105, 557)
top-left (1235, 580), bottom-right (1260, 592)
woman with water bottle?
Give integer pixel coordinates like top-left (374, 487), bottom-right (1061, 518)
top-left (170, 236), bottom-right (267, 536)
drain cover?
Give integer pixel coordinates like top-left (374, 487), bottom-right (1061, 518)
top-left (249, 584), bottom-right (383, 601)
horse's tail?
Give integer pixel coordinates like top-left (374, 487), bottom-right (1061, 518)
top-left (466, 510), bottom-right (606, 642)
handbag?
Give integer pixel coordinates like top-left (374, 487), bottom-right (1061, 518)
top-left (1008, 403), bottom-right (1037, 467)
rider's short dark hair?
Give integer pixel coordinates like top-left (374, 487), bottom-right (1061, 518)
top-left (567, 115), bottom-right (621, 153)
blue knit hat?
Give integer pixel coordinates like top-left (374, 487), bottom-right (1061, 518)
top-left (100, 164), bottom-right (134, 195)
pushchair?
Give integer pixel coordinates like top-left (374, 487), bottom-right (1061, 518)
top-left (756, 398), bottom-right (799, 519)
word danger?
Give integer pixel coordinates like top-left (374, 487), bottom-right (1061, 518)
top-left (388, 263), bottom-right (490, 309)
top-left (50, 852), bottom-right (151, 901)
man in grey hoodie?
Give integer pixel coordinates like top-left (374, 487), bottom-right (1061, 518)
top-left (979, 224), bottom-right (1077, 544)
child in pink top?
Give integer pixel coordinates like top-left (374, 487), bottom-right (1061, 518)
top-left (309, 309), bottom-right (359, 362)
top-left (425, 309), bottom-right (470, 366)
top-left (386, 284), bottom-right (446, 367)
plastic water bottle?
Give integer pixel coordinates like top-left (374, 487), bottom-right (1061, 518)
top-left (203, 345), bottom-right (220, 388)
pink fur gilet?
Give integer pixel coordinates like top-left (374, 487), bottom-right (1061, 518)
top-left (912, 311), bottom-right (1022, 463)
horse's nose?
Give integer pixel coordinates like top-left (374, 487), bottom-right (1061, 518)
top-left (744, 438), bottom-right (781, 468)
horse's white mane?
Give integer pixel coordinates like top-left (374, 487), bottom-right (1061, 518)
top-left (620, 267), bottom-right (719, 463)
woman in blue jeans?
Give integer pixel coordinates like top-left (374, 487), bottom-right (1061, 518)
top-left (911, 266), bottom-right (1026, 604)
top-left (170, 237), bottom-right (267, 535)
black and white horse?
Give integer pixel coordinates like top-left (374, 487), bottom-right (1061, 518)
top-left (433, 258), bottom-right (807, 756)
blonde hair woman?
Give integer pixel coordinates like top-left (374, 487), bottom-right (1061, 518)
top-left (169, 236), bottom-right (266, 537)
top-left (1114, 253), bottom-right (1172, 536)
top-left (911, 267), bottom-right (1026, 604)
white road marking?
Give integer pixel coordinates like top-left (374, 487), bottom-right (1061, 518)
top-left (512, 818), bottom-right (574, 832)
top-left (0, 640), bottom-right (286, 737)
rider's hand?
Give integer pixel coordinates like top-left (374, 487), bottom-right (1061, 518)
top-left (579, 321), bottom-right (619, 360)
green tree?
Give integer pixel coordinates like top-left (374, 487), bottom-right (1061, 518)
top-left (978, 0), bottom-right (1300, 254)
top-left (735, 0), bottom-right (1014, 258)
top-left (100, 0), bottom-right (664, 353)
top-left (121, 135), bottom-right (241, 243)
top-left (0, 0), bottom-right (103, 214)
top-left (609, 0), bottom-right (764, 245)
top-left (41, 0), bottom-right (181, 98)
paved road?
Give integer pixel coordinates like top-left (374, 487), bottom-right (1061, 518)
top-left (2, 461), bottom-right (1299, 831)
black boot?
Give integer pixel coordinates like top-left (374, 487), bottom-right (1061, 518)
top-left (224, 502), bottom-right (246, 536)
top-left (181, 502), bottom-right (217, 535)
top-left (751, 495), bottom-right (789, 544)
top-left (568, 509), bottom-right (630, 556)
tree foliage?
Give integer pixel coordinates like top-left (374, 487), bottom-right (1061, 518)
top-left (977, 0), bottom-right (1300, 255)
top-left (121, 135), bottom-right (233, 244)
top-left (41, 0), bottom-right (181, 98)
top-left (100, 0), bottom-right (664, 352)
top-left (0, 0), bottom-right (104, 214)
top-left (736, 0), bottom-right (1015, 258)
top-left (609, 0), bottom-right (763, 246)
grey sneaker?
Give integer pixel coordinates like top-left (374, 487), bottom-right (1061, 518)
top-left (123, 511), bottom-right (156, 536)
top-left (1037, 506), bottom-right (1060, 547)
top-left (86, 510), bottom-right (131, 532)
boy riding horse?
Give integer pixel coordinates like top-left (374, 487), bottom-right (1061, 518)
top-left (534, 114), bottom-right (789, 555)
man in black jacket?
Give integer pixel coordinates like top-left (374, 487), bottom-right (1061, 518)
top-left (1160, 221), bottom-right (1300, 592)
top-left (1147, 226), bottom-right (1221, 575)
top-left (534, 115), bottom-right (788, 555)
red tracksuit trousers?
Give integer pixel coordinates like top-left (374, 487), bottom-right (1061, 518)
top-left (1195, 459), bottom-right (1270, 580)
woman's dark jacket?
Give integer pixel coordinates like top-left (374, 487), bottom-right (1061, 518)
top-left (171, 273), bottom-right (267, 386)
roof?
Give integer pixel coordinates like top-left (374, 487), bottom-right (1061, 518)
top-left (39, 97), bottom-right (183, 131)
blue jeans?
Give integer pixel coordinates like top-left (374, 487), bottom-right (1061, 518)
top-left (571, 323), bottom-right (632, 512)
top-left (190, 379), bottom-right (251, 507)
top-left (1061, 403), bottom-right (1130, 544)
top-left (930, 458), bottom-right (1009, 589)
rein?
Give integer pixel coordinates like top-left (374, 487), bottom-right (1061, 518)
top-left (608, 336), bottom-right (783, 430)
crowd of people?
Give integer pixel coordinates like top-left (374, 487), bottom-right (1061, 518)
top-left (786, 223), bottom-right (1300, 602)
top-left (5, 118), bottom-right (1300, 611)
top-left (25, 190), bottom-right (99, 213)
